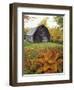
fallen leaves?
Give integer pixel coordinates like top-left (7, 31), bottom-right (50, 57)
top-left (24, 47), bottom-right (63, 74)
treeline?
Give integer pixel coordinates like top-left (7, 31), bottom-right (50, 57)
top-left (48, 27), bottom-right (63, 44)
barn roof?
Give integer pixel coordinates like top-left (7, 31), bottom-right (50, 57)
top-left (26, 25), bottom-right (49, 36)
top-left (26, 27), bottom-right (37, 36)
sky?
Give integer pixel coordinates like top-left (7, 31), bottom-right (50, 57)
top-left (24, 15), bottom-right (58, 29)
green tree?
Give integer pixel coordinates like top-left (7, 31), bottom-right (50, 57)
top-left (54, 16), bottom-right (63, 29)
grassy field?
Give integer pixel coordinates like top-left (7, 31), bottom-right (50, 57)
top-left (24, 41), bottom-right (63, 49)
top-left (24, 41), bottom-right (63, 74)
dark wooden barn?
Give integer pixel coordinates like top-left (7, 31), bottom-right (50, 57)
top-left (33, 25), bottom-right (50, 43)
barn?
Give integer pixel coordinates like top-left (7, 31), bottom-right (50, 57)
top-left (25, 25), bottom-right (50, 43)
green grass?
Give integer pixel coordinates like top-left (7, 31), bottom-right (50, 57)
top-left (24, 41), bottom-right (63, 49)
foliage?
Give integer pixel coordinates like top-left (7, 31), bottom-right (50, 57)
top-left (54, 16), bottom-right (63, 28)
top-left (24, 42), bottom-right (63, 74)
top-left (48, 27), bottom-right (63, 43)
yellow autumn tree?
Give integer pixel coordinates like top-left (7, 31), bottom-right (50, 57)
top-left (49, 27), bottom-right (63, 43)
